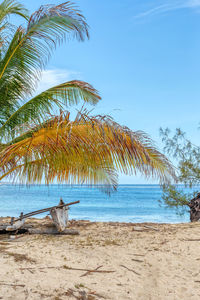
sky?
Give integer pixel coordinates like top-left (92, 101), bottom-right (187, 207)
top-left (17, 0), bottom-right (200, 184)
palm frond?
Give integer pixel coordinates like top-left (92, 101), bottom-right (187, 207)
top-left (27, 2), bottom-right (89, 41)
top-left (0, 0), bottom-right (28, 63)
top-left (0, 80), bottom-right (101, 141)
top-left (0, 2), bottom-right (89, 114)
top-left (0, 0), bottom-right (29, 22)
top-left (0, 112), bottom-right (176, 189)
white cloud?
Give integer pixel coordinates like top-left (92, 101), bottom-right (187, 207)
top-left (188, 0), bottom-right (200, 7)
top-left (35, 69), bottom-right (81, 94)
top-left (134, 0), bottom-right (200, 19)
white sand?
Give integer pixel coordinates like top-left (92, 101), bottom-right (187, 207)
top-left (0, 218), bottom-right (200, 299)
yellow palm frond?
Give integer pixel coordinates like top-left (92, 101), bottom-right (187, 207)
top-left (0, 112), bottom-right (176, 190)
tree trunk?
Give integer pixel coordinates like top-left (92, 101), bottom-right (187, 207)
top-left (189, 193), bottom-right (200, 222)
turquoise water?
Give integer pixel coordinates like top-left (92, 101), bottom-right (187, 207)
top-left (0, 184), bottom-right (192, 223)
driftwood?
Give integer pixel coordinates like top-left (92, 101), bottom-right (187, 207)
top-left (0, 225), bottom-right (79, 236)
top-left (120, 264), bottom-right (140, 275)
top-left (131, 258), bottom-right (143, 263)
top-left (50, 199), bottom-right (68, 232)
top-left (0, 282), bottom-right (25, 287)
top-left (20, 265), bottom-right (115, 277)
top-left (1, 199), bottom-right (80, 234)
top-left (6, 219), bottom-right (25, 231)
top-left (80, 265), bottom-right (103, 277)
top-left (0, 225), bottom-right (9, 230)
top-left (189, 193), bottom-right (200, 222)
top-left (64, 266), bottom-right (115, 274)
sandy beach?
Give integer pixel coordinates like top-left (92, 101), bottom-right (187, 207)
top-left (0, 217), bottom-right (200, 300)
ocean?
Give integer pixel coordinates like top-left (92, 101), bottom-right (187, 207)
top-left (0, 184), bottom-right (193, 223)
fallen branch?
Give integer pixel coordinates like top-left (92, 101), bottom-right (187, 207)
top-left (20, 265), bottom-right (115, 277)
top-left (80, 265), bottom-right (102, 277)
top-left (65, 266), bottom-right (115, 276)
top-left (131, 258), bottom-right (143, 263)
top-left (120, 264), bottom-right (140, 275)
top-left (0, 282), bottom-right (25, 287)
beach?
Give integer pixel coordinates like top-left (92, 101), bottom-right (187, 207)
top-left (0, 217), bottom-right (200, 300)
top-left (0, 0), bottom-right (199, 298)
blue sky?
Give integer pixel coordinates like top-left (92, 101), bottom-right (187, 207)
top-left (18, 0), bottom-right (200, 183)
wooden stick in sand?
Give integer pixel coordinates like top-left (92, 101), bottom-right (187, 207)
top-left (120, 264), bottom-right (140, 275)
top-left (0, 282), bottom-right (25, 287)
top-left (80, 265), bottom-right (103, 277)
top-left (20, 265), bottom-right (115, 277)
top-left (131, 258), bottom-right (143, 263)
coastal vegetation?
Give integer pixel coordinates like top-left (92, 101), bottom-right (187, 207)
top-left (0, 0), bottom-right (175, 190)
top-left (160, 127), bottom-right (200, 221)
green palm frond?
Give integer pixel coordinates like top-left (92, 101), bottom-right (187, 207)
top-left (0, 0), bottom-right (28, 45)
top-left (0, 2), bottom-right (89, 115)
top-left (0, 80), bottom-right (101, 140)
top-left (0, 0), bottom-right (28, 22)
top-left (27, 2), bottom-right (89, 41)
top-left (0, 0), bottom-right (28, 63)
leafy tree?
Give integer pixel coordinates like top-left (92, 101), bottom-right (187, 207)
top-left (160, 127), bottom-right (200, 221)
top-left (0, 0), bottom-right (175, 191)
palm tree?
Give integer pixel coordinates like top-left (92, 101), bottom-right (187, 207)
top-left (0, 0), bottom-right (175, 190)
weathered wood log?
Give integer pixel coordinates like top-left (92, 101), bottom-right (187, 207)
top-left (6, 219), bottom-right (25, 231)
top-left (0, 225), bottom-right (8, 230)
top-left (0, 223), bottom-right (33, 234)
top-left (50, 199), bottom-right (68, 232)
top-left (28, 227), bottom-right (79, 235)
top-left (189, 193), bottom-right (200, 222)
